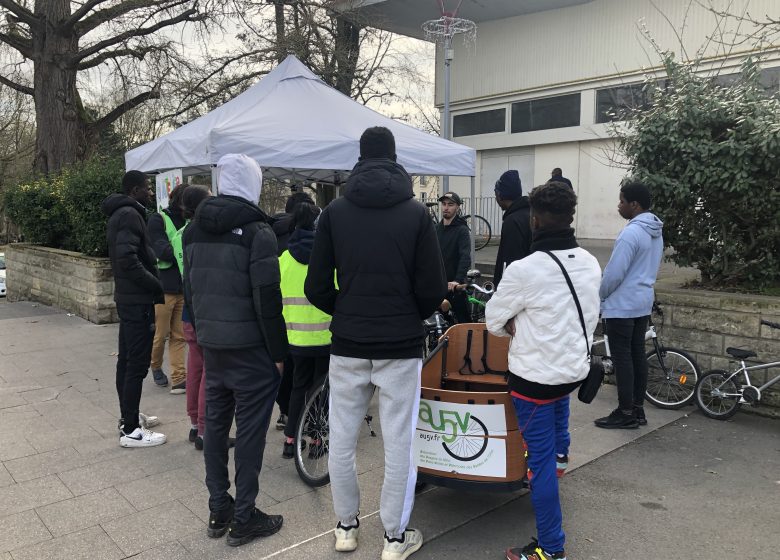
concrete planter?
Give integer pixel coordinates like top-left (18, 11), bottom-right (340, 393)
top-left (655, 281), bottom-right (780, 412)
top-left (5, 244), bottom-right (117, 324)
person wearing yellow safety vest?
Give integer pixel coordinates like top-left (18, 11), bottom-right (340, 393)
top-left (279, 202), bottom-right (331, 460)
top-left (147, 184), bottom-right (189, 393)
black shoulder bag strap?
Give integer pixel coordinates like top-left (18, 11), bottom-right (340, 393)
top-left (543, 251), bottom-right (591, 361)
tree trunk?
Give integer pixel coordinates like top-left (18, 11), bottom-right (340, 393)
top-left (274, 2), bottom-right (286, 63)
top-left (334, 15), bottom-right (361, 95)
top-left (32, 0), bottom-right (88, 174)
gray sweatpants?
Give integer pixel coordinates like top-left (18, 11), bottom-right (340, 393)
top-left (328, 355), bottom-right (422, 539)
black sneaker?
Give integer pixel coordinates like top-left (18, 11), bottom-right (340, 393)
top-left (207, 496), bottom-right (234, 538)
top-left (226, 508), bottom-right (283, 547)
top-left (194, 436), bottom-right (203, 451)
top-left (595, 408), bottom-right (639, 429)
top-left (634, 406), bottom-right (647, 426)
top-left (189, 428), bottom-right (198, 443)
top-left (152, 368), bottom-right (168, 387)
top-left (170, 381), bottom-right (186, 395)
top-left (506, 538), bottom-right (567, 560)
top-left (275, 414), bottom-right (287, 430)
top-left (282, 439), bottom-right (306, 459)
top-left (308, 440), bottom-right (327, 459)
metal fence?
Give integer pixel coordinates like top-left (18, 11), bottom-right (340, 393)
top-left (420, 194), bottom-right (503, 237)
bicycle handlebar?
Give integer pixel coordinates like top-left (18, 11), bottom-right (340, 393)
top-left (761, 319), bottom-right (780, 330)
top-left (456, 282), bottom-right (494, 296)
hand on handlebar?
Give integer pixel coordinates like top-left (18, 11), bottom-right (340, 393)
top-left (447, 281), bottom-right (460, 292)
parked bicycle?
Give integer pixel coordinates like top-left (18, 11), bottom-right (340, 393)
top-left (694, 319), bottom-right (780, 420)
top-left (592, 302), bottom-right (701, 409)
top-left (425, 201), bottom-right (492, 251)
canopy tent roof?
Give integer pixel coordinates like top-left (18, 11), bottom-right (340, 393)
top-left (125, 55), bottom-right (475, 181)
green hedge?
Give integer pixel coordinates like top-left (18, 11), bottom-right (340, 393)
top-left (3, 157), bottom-right (125, 256)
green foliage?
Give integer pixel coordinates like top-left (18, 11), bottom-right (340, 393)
top-left (60, 157), bottom-right (125, 256)
top-left (619, 55), bottom-right (780, 289)
top-left (3, 176), bottom-right (71, 248)
top-left (2, 156), bottom-right (125, 256)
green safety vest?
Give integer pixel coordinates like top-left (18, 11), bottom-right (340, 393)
top-left (158, 212), bottom-right (188, 273)
top-left (279, 250), bottom-right (332, 347)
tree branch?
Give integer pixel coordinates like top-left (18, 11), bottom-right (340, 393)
top-left (0, 30), bottom-right (32, 57)
top-left (73, 0), bottom-right (191, 37)
top-left (0, 72), bottom-right (32, 95)
top-left (0, 0), bottom-right (37, 28)
top-left (90, 88), bottom-right (161, 133)
top-left (78, 44), bottom-right (169, 70)
top-left (62, 0), bottom-right (113, 30)
top-left (73, 7), bottom-right (202, 63)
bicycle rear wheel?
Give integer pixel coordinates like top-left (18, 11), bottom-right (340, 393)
top-left (644, 347), bottom-right (700, 409)
top-left (694, 370), bottom-right (742, 420)
top-left (295, 379), bottom-right (330, 487)
top-left (464, 215), bottom-right (491, 251)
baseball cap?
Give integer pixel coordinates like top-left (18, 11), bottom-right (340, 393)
top-left (438, 192), bottom-right (462, 205)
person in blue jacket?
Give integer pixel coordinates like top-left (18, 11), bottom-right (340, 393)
top-left (595, 181), bottom-right (663, 429)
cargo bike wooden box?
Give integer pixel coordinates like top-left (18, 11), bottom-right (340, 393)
top-left (416, 323), bottom-right (527, 492)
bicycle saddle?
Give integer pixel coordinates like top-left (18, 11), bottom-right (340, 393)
top-left (726, 347), bottom-right (757, 360)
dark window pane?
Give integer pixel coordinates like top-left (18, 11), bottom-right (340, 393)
top-left (453, 108), bottom-right (505, 137)
top-left (596, 84), bottom-right (653, 123)
top-left (511, 93), bottom-right (580, 133)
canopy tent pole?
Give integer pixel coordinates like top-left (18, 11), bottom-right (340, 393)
top-left (211, 165), bottom-right (218, 195)
top-left (469, 175), bottom-right (475, 268)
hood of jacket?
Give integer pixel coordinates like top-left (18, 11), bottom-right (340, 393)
top-left (629, 212), bottom-right (663, 238)
top-left (195, 195), bottom-right (269, 234)
top-left (216, 153), bottom-right (262, 203)
top-left (272, 212), bottom-right (294, 236)
top-left (101, 193), bottom-right (147, 219)
top-left (503, 196), bottom-right (530, 218)
top-left (288, 228), bottom-right (315, 265)
top-left (343, 158), bottom-right (413, 209)
top-left (442, 215), bottom-right (469, 230)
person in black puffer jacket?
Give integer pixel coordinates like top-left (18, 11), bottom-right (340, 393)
top-left (101, 170), bottom-right (167, 448)
top-left (183, 153), bottom-right (287, 546)
top-left (305, 127), bottom-right (446, 557)
top-left (493, 170), bottom-right (532, 287)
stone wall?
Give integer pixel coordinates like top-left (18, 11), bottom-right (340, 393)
top-left (5, 244), bottom-right (117, 324)
top-left (655, 281), bottom-right (780, 412)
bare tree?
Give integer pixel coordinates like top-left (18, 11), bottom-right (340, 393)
top-left (0, 1), bottom-right (233, 174)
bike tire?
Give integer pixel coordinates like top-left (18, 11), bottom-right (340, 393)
top-left (694, 370), bottom-right (742, 420)
top-left (464, 214), bottom-right (492, 251)
top-left (644, 347), bottom-right (700, 409)
top-left (294, 380), bottom-right (331, 487)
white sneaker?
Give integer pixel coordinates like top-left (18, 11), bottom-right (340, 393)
top-left (120, 426), bottom-right (167, 448)
top-left (139, 412), bottom-right (160, 428)
top-left (381, 529), bottom-right (423, 560)
top-left (334, 521), bottom-right (359, 552)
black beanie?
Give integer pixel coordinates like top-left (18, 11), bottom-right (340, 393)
top-left (494, 170), bottom-right (522, 200)
top-left (360, 126), bottom-right (396, 160)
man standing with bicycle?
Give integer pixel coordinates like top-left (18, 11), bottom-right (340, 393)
top-left (486, 182), bottom-right (600, 560)
top-left (595, 180), bottom-right (663, 429)
top-left (436, 191), bottom-right (471, 323)
top-left (306, 126), bottom-right (447, 560)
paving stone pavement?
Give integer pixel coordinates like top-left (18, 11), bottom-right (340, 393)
top-left (0, 299), bottom-right (692, 559)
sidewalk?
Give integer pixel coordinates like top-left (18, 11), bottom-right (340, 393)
top-left (0, 300), bottom-right (690, 560)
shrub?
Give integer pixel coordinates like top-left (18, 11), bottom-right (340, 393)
top-left (3, 176), bottom-right (71, 248)
top-left (619, 56), bottom-right (780, 290)
top-left (60, 157), bottom-right (125, 256)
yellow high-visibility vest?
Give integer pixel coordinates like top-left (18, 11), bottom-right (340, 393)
top-left (279, 250), bottom-right (332, 347)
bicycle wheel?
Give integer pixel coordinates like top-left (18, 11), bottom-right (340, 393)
top-left (464, 215), bottom-right (492, 251)
top-left (295, 379), bottom-right (330, 487)
top-left (694, 370), bottom-right (742, 420)
top-left (644, 347), bottom-right (700, 409)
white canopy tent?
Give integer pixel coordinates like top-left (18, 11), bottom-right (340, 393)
top-left (125, 55), bottom-right (475, 183)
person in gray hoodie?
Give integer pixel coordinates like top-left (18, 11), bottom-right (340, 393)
top-left (595, 181), bottom-right (663, 429)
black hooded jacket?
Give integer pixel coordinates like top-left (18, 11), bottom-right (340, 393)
top-left (182, 195), bottom-right (288, 359)
top-left (147, 208), bottom-right (186, 293)
top-left (101, 194), bottom-right (163, 305)
top-left (494, 196), bottom-right (532, 287)
top-left (272, 212), bottom-right (295, 256)
top-left (435, 215), bottom-right (471, 283)
top-left (305, 158), bottom-right (447, 359)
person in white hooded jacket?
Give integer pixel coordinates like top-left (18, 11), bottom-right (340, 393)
top-left (486, 182), bottom-right (600, 560)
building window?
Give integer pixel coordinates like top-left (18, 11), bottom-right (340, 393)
top-left (510, 93), bottom-right (580, 133)
top-left (713, 67), bottom-right (780, 97)
top-left (453, 108), bottom-right (506, 137)
top-left (595, 83), bottom-right (653, 123)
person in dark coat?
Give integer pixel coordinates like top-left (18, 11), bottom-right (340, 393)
top-left (493, 170), bottom-right (532, 287)
top-left (270, 190), bottom-right (315, 432)
top-left (435, 191), bottom-right (471, 323)
top-left (305, 127), bottom-right (446, 558)
top-left (550, 168), bottom-right (573, 190)
top-left (183, 153), bottom-right (287, 547)
top-left (146, 184), bottom-right (188, 391)
top-left (101, 170), bottom-right (167, 448)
